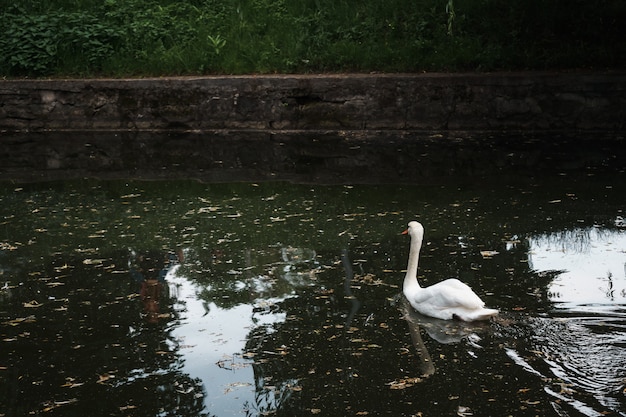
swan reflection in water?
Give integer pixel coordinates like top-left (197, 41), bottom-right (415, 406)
top-left (397, 295), bottom-right (492, 377)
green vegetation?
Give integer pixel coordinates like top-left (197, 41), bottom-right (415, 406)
top-left (1, 0), bottom-right (624, 77)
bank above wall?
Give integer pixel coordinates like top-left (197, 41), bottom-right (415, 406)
top-left (1, 72), bottom-right (625, 133)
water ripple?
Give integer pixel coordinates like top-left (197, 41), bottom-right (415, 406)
top-left (527, 309), bottom-right (626, 416)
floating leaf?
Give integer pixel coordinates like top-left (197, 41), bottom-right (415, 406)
top-left (4, 316), bottom-right (36, 325)
top-left (457, 405), bottom-right (473, 416)
top-left (23, 300), bottom-right (43, 308)
top-left (97, 373), bottom-right (115, 384)
top-left (387, 377), bottom-right (422, 389)
top-left (224, 381), bottom-right (252, 394)
top-left (120, 405), bottom-right (137, 411)
top-left (0, 242), bottom-right (20, 250)
top-left (61, 381), bottom-right (84, 388)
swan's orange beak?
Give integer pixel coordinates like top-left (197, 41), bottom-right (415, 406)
top-left (401, 229), bottom-right (408, 235)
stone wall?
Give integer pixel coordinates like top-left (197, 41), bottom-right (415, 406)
top-left (1, 72), bottom-right (625, 133)
top-left (1, 73), bottom-right (625, 183)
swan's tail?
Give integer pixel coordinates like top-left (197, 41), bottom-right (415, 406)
top-left (457, 308), bottom-right (499, 322)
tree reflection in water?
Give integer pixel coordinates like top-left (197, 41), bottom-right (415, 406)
top-left (0, 249), bottom-right (210, 417)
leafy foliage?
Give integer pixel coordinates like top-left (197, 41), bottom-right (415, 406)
top-left (0, 7), bottom-right (120, 75)
top-left (0, 0), bottom-right (624, 76)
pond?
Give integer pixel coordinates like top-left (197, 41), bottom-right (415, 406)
top-left (1, 171), bottom-right (625, 416)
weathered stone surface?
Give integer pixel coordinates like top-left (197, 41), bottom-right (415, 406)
top-left (1, 72), bottom-right (624, 133)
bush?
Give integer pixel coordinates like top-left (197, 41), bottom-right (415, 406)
top-left (0, 0), bottom-right (624, 77)
top-left (0, 7), bottom-right (120, 75)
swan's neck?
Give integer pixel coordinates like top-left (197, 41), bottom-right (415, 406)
top-left (404, 234), bottom-right (422, 292)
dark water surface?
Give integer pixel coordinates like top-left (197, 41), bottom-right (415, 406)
top-left (1, 173), bottom-right (625, 416)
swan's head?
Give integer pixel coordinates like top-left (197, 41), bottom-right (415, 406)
top-left (402, 221), bottom-right (424, 239)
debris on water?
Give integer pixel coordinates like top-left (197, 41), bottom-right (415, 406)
top-left (387, 377), bottom-right (422, 389)
top-left (457, 405), bottom-right (473, 416)
top-left (224, 381), bottom-right (252, 394)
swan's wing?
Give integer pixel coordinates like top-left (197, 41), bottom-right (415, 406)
top-left (439, 278), bottom-right (470, 290)
top-left (423, 281), bottom-right (486, 310)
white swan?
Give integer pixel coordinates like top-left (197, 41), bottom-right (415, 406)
top-left (402, 221), bottom-right (498, 321)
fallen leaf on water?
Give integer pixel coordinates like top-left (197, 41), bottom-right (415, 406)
top-left (61, 382), bottom-right (84, 388)
top-left (97, 373), bottom-right (115, 384)
top-left (120, 405), bottom-right (137, 411)
top-left (387, 377), bottom-right (422, 389)
top-left (23, 300), bottom-right (43, 308)
top-left (42, 398), bottom-right (78, 412)
top-left (83, 259), bottom-right (105, 265)
top-left (224, 381), bottom-right (252, 394)
top-left (457, 405), bottom-right (473, 416)
top-left (4, 316), bottom-right (36, 326)
top-left (0, 242), bottom-right (19, 251)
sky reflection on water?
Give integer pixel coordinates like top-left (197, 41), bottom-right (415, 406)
top-left (168, 265), bottom-right (290, 417)
top-left (529, 226), bottom-right (626, 309)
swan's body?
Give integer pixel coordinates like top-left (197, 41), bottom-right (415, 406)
top-left (402, 221), bottom-right (498, 321)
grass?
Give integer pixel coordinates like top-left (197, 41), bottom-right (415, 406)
top-left (0, 0), bottom-right (624, 77)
